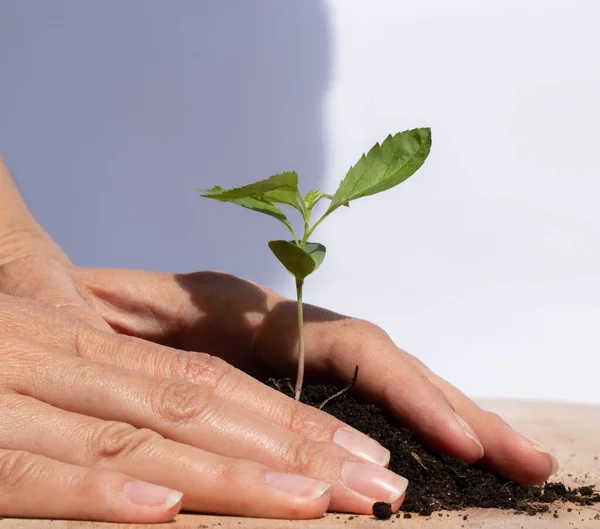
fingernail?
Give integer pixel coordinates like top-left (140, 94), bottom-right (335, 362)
top-left (454, 413), bottom-right (484, 459)
top-left (334, 428), bottom-right (391, 467)
top-left (123, 481), bottom-right (183, 510)
top-left (266, 472), bottom-right (330, 499)
top-left (342, 461), bottom-right (408, 503)
top-left (522, 434), bottom-right (560, 475)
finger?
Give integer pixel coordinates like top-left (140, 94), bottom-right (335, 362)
top-left (0, 393), bottom-right (331, 518)
top-left (296, 317), bottom-right (486, 465)
top-left (404, 353), bottom-right (558, 484)
top-left (87, 330), bottom-right (392, 468)
top-left (2, 341), bottom-right (408, 514)
top-left (0, 448), bottom-right (182, 522)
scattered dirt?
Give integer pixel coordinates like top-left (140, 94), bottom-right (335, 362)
top-left (373, 502), bottom-right (392, 520)
top-left (274, 381), bottom-right (600, 517)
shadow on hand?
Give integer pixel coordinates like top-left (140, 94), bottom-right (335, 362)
top-left (168, 271), bottom-right (346, 383)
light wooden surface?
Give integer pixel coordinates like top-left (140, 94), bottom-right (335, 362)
top-left (1, 399), bottom-right (599, 528)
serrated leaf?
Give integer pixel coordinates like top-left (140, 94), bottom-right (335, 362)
top-left (201, 171), bottom-right (298, 201)
top-left (262, 187), bottom-right (303, 211)
top-left (268, 240), bottom-right (326, 280)
top-left (304, 190), bottom-right (331, 211)
top-left (329, 128), bottom-right (431, 211)
top-left (202, 195), bottom-right (296, 239)
top-left (227, 196), bottom-right (288, 223)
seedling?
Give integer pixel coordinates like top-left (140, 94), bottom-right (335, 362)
top-left (201, 128), bottom-right (432, 400)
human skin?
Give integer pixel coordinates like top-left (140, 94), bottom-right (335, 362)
top-left (0, 157), bottom-right (557, 522)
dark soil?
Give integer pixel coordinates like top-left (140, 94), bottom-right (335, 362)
top-left (272, 381), bottom-right (600, 517)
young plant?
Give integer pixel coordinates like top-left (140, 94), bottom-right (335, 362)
top-left (200, 128), bottom-right (432, 400)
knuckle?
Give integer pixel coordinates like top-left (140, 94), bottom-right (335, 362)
top-left (167, 351), bottom-right (232, 392)
top-left (334, 318), bottom-right (371, 359)
top-left (212, 458), bottom-right (237, 482)
top-left (70, 320), bottom-right (98, 359)
top-left (212, 457), bottom-right (256, 485)
top-left (282, 401), bottom-right (329, 440)
top-left (89, 422), bottom-right (164, 464)
top-left (353, 318), bottom-right (390, 341)
top-left (341, 318), bottom-right (392, 364)
top-left (280, 437), bottom-right (329, 475)
top-left (150, 380), bottom-right (213, 425)
top-left (404, 350), bottom-right (427, 368)
top-left (0, 450), bottom-right (39, 489)
top-left (483, 410), bottom-right (509, 427)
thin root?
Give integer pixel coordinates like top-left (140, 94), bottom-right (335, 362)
top-left (318, 366), bottom-right (359, 410)
top-left (411, 451), bottom-right (428, 470)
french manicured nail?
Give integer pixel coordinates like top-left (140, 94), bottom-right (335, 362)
top-left (454, 413), bottom-right (484, 458)
top-left (334, 428), bottom-right (391, 466)
top-left (522, 434), bottom-right (560, 475)
top-left (266, 472), bottom-right (331, 499)
top-left (342, 461), bottom-right (408, 503)
top-left (123, 481), bottom-right (183, 509)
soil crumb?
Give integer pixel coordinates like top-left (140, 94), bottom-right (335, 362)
top-left (373, 502), bottom-right (393, 520)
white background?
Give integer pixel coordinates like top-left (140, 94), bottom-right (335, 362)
top-left (1, 1), bottom-right (599, 404)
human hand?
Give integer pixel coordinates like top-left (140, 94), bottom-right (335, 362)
top-left (0, 158), bottom-right (408, 522)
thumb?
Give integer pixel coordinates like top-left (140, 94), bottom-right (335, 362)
top-left (0, 255), bottom-right (113, 332)
top-left (0, 158), bottom-right (112, 331)
top-left (74, 268), bottom-right (275, 366)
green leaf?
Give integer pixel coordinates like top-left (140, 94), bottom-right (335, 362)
top-left (199, 172), bottom-right (302, 239)
top-left (262, 187), bottom-right (303, 211)
top-left (329, 128), bottom-right (431, 211)
top-left (304, 242), bottom-right (326, 270)
top-left (228, 196), bottom-right (297, 238)
top-left (304, 190), bottom-right (332, 211)
top-left (226, 196), bottom-right (288, 223)
top-left (268, 240), bottom-right (326, 280)
top-left (200, 171), bottom-right (299, 201)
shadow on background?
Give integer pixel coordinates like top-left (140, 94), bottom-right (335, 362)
top-left (0, 0), bottom-right (330, 288)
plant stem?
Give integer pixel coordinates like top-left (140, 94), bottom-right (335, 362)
top-left (294, 278), bottom-right (305, 401)
top-left (300, 216), bottom-right (310, 247)
top-left (305, 206), bottom-right (336, 240)
top-left (299, 198), bottom-right (311, 247)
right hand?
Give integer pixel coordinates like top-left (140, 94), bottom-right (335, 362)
top-left (0, 281), bottom-right (408, 523)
